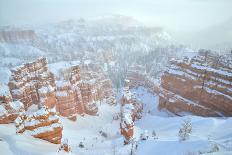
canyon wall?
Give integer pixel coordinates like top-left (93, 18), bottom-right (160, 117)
top-left (0, 30), bottom-right (35, 43)
top-left (159, 51), bottom-right (232, 116)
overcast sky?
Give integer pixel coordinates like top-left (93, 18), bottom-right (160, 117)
top-left (0, 0), bottom-right (231, 31)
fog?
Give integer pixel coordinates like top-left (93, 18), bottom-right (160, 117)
top-left (0, 0), bottom-right (232, 50)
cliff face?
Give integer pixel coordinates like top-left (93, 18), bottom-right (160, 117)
top-left (56, 81), bottom-right (78, 120)
top-left (8, 58), bottom-right (56, 110)
top-left (80, 62), bottom-right (115, 105)
top-left (54, 61), bottom-right (115, 117)
top-left (0, 30), bottom-right (35, 43)
top-left (15, 106), bottom-right (62, 144)
top-left (159, 51), bottom-right (232, 116)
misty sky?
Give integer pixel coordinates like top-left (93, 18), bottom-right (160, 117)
top-left (0, 0), bottom-right (231, 31)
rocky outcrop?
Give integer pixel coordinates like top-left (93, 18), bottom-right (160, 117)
top-left (7, 58), bottom-right (115, 120)
top-left (120, 82), bottom-right (143, 144)
top-left (0, 84), bottom-right (24, 124)
top-left (53, 61), bottom-right (115, 117)
top-left (56, 81), bottom-right (78, 120)
top-left (126, 65), bottom-right (159, 94)
top-left (159, 51), bottom-right (232, 116)
top-left (8, 58), bottom-right (56, 110)
top-left (15, 106), bottom-right (62, 144)
top-left (80, 61), bottom-right (115, 104)
top-left (0, 30), bottom-right (35, 43)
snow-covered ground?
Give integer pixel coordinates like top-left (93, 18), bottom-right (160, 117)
top-left (0, 87), bottom-right (231, 155)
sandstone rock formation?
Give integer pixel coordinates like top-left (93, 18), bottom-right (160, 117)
top-left (15, 106), bottom-right (62, 144)
top-left (159, 51), bottom-right (232, 116)
top-left (56, 80), bottom-right (78, 120)
top-left (7, 57), bottom-right (115, 120)
top-left (0, 30), bottom-right (35, 43)
top-left (0, 84), bottom-right (24, 124)
top-left (52, 61), bottom-right (115, 117)
top-left (126, 65), bottom-right (159, 94)
top-left (80, 61), bottom-right (115, 104)
top-left (120, 82), bottom-right (143, 144)
top-left (8, 58), bottom-right (56, 110)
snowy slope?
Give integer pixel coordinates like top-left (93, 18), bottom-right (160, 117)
top-left (1, 87), bottom-right (232, 155)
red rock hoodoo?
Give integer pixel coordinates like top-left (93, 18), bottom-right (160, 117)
top-left (7, 58), bottom-right (115, 120)
top-left (8, 58), bottom-right (56, 110)
top-left (54, 61), bottom-right (115, 117)
top-left (120, 81), bottom-right (143, 144)
top-left (159, 51), bottom-right (232, 116)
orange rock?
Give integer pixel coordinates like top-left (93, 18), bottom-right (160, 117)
top-left (15, 106), bottom-right (63, 144)
top-left (0, 87), bottom-right (24, 124)
top-left (159, 51), bottom-right (232, 116)
top-left (9, 58), bottom-right (56, 110)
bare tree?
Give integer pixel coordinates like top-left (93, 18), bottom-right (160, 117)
top-left (179, 119), bottom-right (192, 141)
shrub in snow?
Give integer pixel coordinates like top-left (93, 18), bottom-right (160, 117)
top-left (152, 130), bottom-right (157, 139)
top-left (79, 142), bottom-right (84, 148)
top-left (58, 139), bottom-right (71, 153)
top-left (140, 130), bottom-right (149, 140)
top-left (113, 113), bottom-right (120, 120)
top-left (210, 143), bottom-right (219, 152)
top-left (99, 130), bottom-right (108, 138)
top-left (183, 152), bottom-right (198, 155)
top-left (178, 119), bottom-right (192, 141)
top-left (199, 143), bottom-right (219, 154)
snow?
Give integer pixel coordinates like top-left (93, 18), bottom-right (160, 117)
top-left (9, 101), bottom-right (24, 111)
top-left (0, 97), bottom-right (232, 155)
top-left (1, 101), bottom-right (232, 155)
top-left (32, 107), bottom-right (49, 117)
top-left (0, 84), bottom-right (11, 97)
top-left (30, 123), bottom-right (62, 135)
top-left (0, 140), bottom-right (14, 155)
top-left (191, 63), bottom-right (232, 77)
top-left (56, 80), bottom-right (70, 88)
top-left (0, 67), bottom-right (11, 84)
top-left (48, 61), bottom-right (80, 78)
top-left (56, 91), bottom-right (68, 97)
top-left (11, 89), bottom-right (22, 96)
top-left (131, 87), bottom-right (169, 117)
top-left (0, 105), bottom-right (7, 116)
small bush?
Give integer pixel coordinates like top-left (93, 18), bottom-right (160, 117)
top-left (179, 119), bottom-right (192, 141)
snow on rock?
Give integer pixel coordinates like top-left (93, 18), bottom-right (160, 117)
top-left (55, 79), bottom-right (79, 120)
top-left (120, 81), bottom-right (143, 144)
top-left (126, 65), bottom-right (160, 95)
top-left (15, 106), bottom-right (63, 144)
top-left (0, 87), bottom-right (24, 124)
top-left (159, 50), bottom-right (232, 116)
top-left (49, 61), bottom-right (115, 118)
top-left (8, 58), bottom-right (56, 109)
